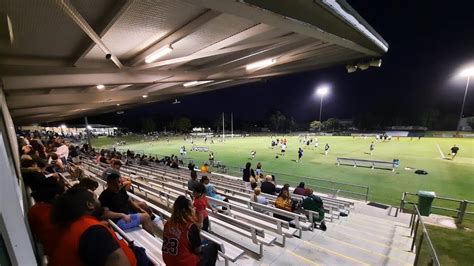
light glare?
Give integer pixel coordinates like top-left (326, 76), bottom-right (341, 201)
top-left (316, 86), bottom-right (329, 96)
top-left (145, 44), bottom-right (173, 63)
top-left (460, 67), bottom-right (474, 77)
top-left (183, 80), bottom-right (213, 87)
top-left (96, 84), bottom-right (105, 90)
top-left (246, 58), bottom-right (276, 70)
top-left (142, 95), bottom-right (148, 98)
top-left (60, 124), bottom-right (67, 129)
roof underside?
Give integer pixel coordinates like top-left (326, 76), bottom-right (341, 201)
top-left (0, 0), bottom-right (388, 125)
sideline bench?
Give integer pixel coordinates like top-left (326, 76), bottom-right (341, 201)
top-left (337, 157), bottom-right (397, 171)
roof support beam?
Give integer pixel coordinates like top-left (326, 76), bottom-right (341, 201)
top-left (57, 0), bottom-right (124, 69)
top-left (129, 10), bottom-right (221, 66)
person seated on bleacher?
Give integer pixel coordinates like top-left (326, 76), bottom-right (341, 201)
top-left (70, 160), bottom-right (86, 181)
top-left (101, 159), bottom-right (132, 191)
top-left (260, 175), bottom-right (276, 195)
top-left (274, 188), bottom-right (295, 224)
top-left (99, 173), bottom-right (161, 237)
top-left (21, 156), bottom-right (60, 192)
top-left (200, 176), bottom-right (229, 207)
top-left (293, 182), bottom-right (306, 196)
top-left (250, 187), bottom-right (268, 205)
top-left (200, 163), bottom-right (210, 173)
top-left (188, 170), bottom-right (199, 191)
top-left (28, 183), bottom-right (65, 256)
top-left (78, 178), bottom-right (99, 193)
top-left (47, 152), bottom-right (65, 173)
top-left (163, 195), bottom-right (219, 266)
top-left (193, 183), bottom-right (217, 232)
top-left (301, 188), bottom-right (327, 231)
top-left (51, 185), bottom-right (137, 265)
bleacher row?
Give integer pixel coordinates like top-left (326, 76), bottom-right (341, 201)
top-left (60, 155), bottom-right (355, 265)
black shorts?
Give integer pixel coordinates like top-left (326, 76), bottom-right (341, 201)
top-left (281, 149), bottom-right (286, 153)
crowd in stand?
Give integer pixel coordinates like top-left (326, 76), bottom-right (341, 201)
top-left (242, 161), bottom-right (327, 231)
top-left (20, 131), bottom-right (221, 266)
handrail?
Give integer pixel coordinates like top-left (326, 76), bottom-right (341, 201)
top-left (401, 191), bottom-right (473, 224)
top-left (409, 204), bottom-right (441, 266)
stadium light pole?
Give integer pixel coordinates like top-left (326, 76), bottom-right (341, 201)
top-left (316, 86), bottom-right (330, 132)
top-left (457, 67), bottom-right (474, 132)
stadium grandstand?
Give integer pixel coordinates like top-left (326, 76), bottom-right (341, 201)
top-left (0, 1), bottom-right (444, 266)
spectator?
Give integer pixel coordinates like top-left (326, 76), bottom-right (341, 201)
top-left (275, 189), bottom-right (292, 212)
top-left (187, 170), bottom-right (199, 191)
top-left (201, 176), bottom-right (229, 207)
top-left (261, 175), bottom-right (276, 195)
top-left (28, 183), bottom-right (65, 256)
top-left (21, 156), bottom-right (59, 192)
top-left (255, 162), bottom-right (263, 176)
top-left (162, 196), bottom-right (219, 266)
top-left (200, 163), bottom-right (210, 173)
top-left (188, 161), bottom-right (195, 171)
top-left (79, 178), bottom-right (99, 192)
top-left (48, 152), bottom-right (65, 172)
top-left (71, 160), bottom-right (86, 181)
top-left (99, 173), bottom-right (161, 236)
top-left (242, 162), bottom-right (255, 190)
top-left (293, 182), bottom-right (306, 195)
top-left (302, 188), bottom-right (327, 231)
top-left (102, 159), bottom-right (132, 191)
top-left (51, 185), bottom-right (136, 265)
top-left (193, 183), bottom-right (216, 232)
top-left (250, 187), bottom-right (268, 205)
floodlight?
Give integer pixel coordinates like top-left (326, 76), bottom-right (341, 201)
top-left (116, 103), bottom-right (120, 106)
top-left (316, 86), bottom-right (329, 96)
top-left (460, 67), bottom-right (474, 77)
top-left (60, 124), bottom-right (67, 129)
top-left (369, 59), bottom-right (382, 67)
top-left (357, 63), bottom-right (369, 70)
top-left (87, 125), bottom-right (92, 130)
top-left (346, 65), bottom-right (357, 73)
top-left (113, 127), bottom-right (118, 130)
top-left (142, 95), bottom-right (148, 98)
top-left (145, 44), bottom-right (173, 63)
top-left (183, 80), bottom-right (213, 87)
top-left (96, 84), bottom-right (105, 90)
top-left (246, 58), bottom-right (276, 70)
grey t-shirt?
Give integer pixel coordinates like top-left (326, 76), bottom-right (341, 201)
top-left (187, 179), bottom-right (199, 191)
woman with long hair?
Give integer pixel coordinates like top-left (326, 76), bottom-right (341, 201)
top-left (162, 196), bottom-right (219, 266)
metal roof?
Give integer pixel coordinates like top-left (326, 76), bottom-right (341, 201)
top-left (0, 0), bottom-right (387, 125)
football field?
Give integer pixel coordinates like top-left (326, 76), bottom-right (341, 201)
top-left (93, 135), bottom-right (474, 206)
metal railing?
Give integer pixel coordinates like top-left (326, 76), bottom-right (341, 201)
top-left (400, 192), bottom-right (474, 224)
top-left (409, 204), bottom-right (441, 266)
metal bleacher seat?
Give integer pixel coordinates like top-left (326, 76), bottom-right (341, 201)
top-left (337, 157), bottom-right (395, 171)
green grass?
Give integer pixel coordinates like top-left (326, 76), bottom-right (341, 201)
top-left (416, 221), bottom-right (474, 266)
top-left (92, 135), bottom-right (474, 206)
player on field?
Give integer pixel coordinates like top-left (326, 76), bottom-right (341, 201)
top-left (281, 143), bottom-right (286, 155)
top-left (298, 148), bottom-right (304, 162)
top-left (251, 150), bottom-right (256, 160)
top-left (324, 143), bottom-right (330, 155)
top-left (369, 142), bottom-right (375, 155)
top-left (450, 145), bottom-right (459, 160)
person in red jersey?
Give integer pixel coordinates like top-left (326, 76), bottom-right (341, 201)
top-left (192, 183), bottom-right (216, 232)
top-left (162, 195), bottom-right (219, 266)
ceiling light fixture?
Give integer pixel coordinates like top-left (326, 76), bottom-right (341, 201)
top-left (96, 84), bottom-right (105, 90)
top-left (246, 58), bottom-right (276, 70)
top-left (145, 44), bottom-right (173, 63)
top-left (142, 95), bottom-right (148, 98)
top-left (116, 103), bottom-right (120, 106)
top-left (183, 80), bottom-right (214, 87)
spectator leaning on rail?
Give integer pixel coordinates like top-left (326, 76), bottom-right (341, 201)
top-left (50, 185), bottom-right (137, 266)
top-left (162, 195), bottom-right (219, 266)
top-left (188, 170), bottom-right (199, 191)
top-left (301, 188), bottom-right (327, 231)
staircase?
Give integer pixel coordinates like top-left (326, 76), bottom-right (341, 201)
top-left (229, 201), bottom-right (416, 266)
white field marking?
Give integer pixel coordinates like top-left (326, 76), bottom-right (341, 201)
top-left (435, 143), bottom-right (446, 159)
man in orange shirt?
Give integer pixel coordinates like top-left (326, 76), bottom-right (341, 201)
top-left (200, 163), bottom-right (210, 173)
top-left (51, 185), bottom-right (136, 266)
top-left (28, 184), bottom-right (65, 256)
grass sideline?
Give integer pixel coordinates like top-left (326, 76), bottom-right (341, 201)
top-left (91, 135), bottom-right (473, 206)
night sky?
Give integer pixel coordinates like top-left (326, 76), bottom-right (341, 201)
top-left (83, 1), bottom-right (474, 129)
